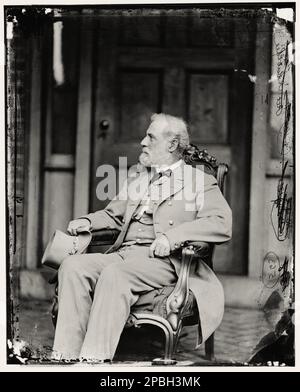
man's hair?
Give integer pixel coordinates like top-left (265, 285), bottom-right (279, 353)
top-left (151, 113), bottom-right (190, 156)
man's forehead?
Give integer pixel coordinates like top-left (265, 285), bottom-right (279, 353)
top-left (148, 117), bottom-right (168, 134)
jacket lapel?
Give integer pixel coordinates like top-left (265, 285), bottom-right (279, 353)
top-left (153, 161), bottom-right (185, 213)
top-left (107, 161), bottom-right (186, 253)
top-left (124, 171), bottom-right (150, 222)
top-left (107, 170), bottom-right (150, 252)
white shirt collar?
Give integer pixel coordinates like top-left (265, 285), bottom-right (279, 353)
top-left (155, 159), bottom-right (183, 174)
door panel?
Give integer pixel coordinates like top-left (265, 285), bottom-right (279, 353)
top-left (90, 10), bottom-right (255, 274)
top-left (118, 70), bottom-right (162, 142)
top-left (188, 73), bottom-right (229, 143)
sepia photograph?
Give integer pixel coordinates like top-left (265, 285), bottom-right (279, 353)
top-left (4, 1), bottom-right (295, 368)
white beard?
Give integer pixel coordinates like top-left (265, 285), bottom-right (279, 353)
top-left (139, 152), bottom-right (151, 167)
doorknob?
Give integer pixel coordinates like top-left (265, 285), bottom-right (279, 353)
top-left (98, 120), bottom-right (110, 138)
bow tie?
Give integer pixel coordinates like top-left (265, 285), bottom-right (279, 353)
top-left (150, 169), bottom-right (172, 184)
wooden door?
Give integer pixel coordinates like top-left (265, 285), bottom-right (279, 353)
top-left (90, 9), bottom-right (255, 274)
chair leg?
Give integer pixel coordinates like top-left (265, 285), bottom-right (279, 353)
top-left (152, 326), bottom-right (177, 366)
top-left (205, 333), bottom-right (215, 361)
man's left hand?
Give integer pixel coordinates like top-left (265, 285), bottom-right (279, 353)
top-left (149, 235), bottom-right (171, 258)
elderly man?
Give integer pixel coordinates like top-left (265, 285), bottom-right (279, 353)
top-left (52, 113), bottom-right (232, 362)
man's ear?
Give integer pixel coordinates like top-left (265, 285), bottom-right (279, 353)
top-left (168, 138), bottom-right (179, 153)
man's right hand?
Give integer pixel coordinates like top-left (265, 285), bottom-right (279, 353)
top-left (67, 218), bottom-right (91, 236)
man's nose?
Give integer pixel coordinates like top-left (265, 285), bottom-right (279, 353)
top-left (141, 136), bottom-right (147, 146)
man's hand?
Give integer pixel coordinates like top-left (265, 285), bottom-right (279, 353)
top-left (67, 218), bottom-right (91, 236)
top-left (149, 235), bottom-right (171, 258)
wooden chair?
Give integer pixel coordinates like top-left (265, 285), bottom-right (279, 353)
top-left (51, 145), bottom-right (229, 365)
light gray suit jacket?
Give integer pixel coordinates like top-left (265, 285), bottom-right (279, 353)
top-left (83, 161), bottom-right (232, 345)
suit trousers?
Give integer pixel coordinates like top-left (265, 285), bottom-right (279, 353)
top-left (52, 244), bottom-right (177, 361)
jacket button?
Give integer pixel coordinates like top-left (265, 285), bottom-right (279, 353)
top-left (169, 220), bottom-right (174, 225)
top-left (122, 218), bottom-right (125, 223)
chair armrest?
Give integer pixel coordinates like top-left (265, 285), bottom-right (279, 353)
top-left (90, 229), bottom-right (120, 246)
top-left (185, 241), bottom-right (213, 268)
top-left (166, 242), bottom-right (212, 330)
top-left (185, 241), bottom-right (211, 256)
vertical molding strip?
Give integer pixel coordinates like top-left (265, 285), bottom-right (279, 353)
top-left (25, 36), bottom-right (42, 269)
top-left (248, 19), bottom-right (272, 277)
top-left (73, 20), bottom-right (94, 218)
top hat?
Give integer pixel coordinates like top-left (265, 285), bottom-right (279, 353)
top-left (41, 229), bottom-right (92, 270)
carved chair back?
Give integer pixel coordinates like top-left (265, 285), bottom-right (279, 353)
top-left (182, 144), bottom-right (228, 269)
